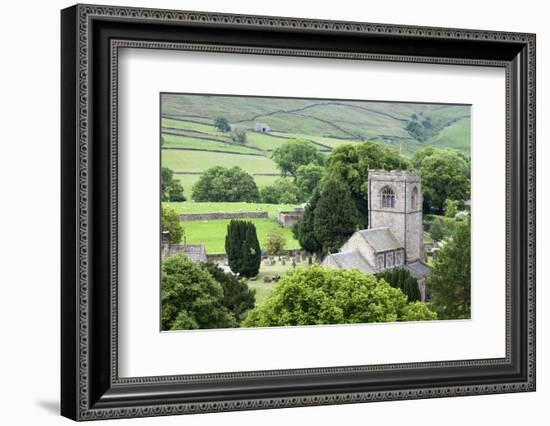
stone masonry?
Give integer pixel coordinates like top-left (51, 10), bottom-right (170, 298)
top-left (368, 170), bottom-right (423, 263)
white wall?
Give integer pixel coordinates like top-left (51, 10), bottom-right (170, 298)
top-left (0, 0), bottom-right (547, 424)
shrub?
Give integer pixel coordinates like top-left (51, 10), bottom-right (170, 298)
top-left (243, 266), bottom-right (436, 327)
top-left (376, 268), bottom-right (421, 302)
top-left (263, 228), bottom-right (286, 256)
top-left (161, 205), bottom-right (184, 244)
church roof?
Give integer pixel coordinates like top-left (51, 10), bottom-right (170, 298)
top-left (328, 250), bottom-right (376, 275)
top-left (357, 227), bottom-right (402, 252)
top-left (404, 261), bottom-right (431, 279)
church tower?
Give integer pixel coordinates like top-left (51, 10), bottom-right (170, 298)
top-left (367, 170), bottom-right (423, 263)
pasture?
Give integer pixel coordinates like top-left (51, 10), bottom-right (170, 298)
top-left (181, 217), bottom-right (300, 254)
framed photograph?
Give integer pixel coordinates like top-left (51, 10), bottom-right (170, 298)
top-left (61, 4), bottom-right (536, 421)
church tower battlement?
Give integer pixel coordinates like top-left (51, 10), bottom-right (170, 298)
top-left (368, 170), bottom-right (423, 263)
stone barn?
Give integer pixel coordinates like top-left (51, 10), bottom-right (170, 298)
top-left (253, 122), bottom-right (271, 133)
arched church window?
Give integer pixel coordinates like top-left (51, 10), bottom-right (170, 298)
top-left (381, 186), bottom-right (395, 208)
top-left (411, 186), bottom-right (418, 210)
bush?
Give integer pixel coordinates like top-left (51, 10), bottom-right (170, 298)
top-left (243, 266), bottom-right (436, 327)
top-left (429, 218), bottom-right (444, 241)
top-left (192, 166), bottom-right (260, 202)
top-left (161, 205), bottom-right (184, 244)
top-left (376, 268), bottom-right (421, 302)
top-left (161, 255), bottom-right (236, 330)
top-left (263, 228), bottom-right (286, 256)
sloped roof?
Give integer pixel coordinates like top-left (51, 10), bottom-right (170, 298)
top-left (405, 261), bottom-right (430, 279)
top-left (358, 228), bottom-right (402, 252)
top-left (328, 250), bottom-right (376, 275)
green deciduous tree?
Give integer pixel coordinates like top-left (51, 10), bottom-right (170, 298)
top-left (271, 139), bottom-right (324, 177)
top-left (243, 266), bottom-right (436, 327)
top-left (263, 228), bottom-right (286, 256)
top-left (428, 219), bottom-right (471, 320)
top-left (192, 166), bottom-right (260, 202)
top-left (202, 262), bottom-right (255, 323)
top-left (325, 141), bottom-right (410, 227)
top-left (231, 128), bottom-right (247, 144)
top-left (376, 268), bottom-right (421, 302)
top-left (295, 163), bottom-right (325, 201)
top-left (224, 220), bottom-right (261, 277)
top-left (313, 178), bottom-right (360, 255)
top-left (444, 199), bottom-right (460, 218)
top-left (161, 205), bottom-right (184, 244)
top-left (161, 254), bottom-right (236, 330)
top-left (161, 167), bottom-right (186, 202)
top-left (259, 178), bottom-right (300, 204)
top-left (214, 116), bottom-right (231, 132)
top-left (414, 148), bottom-right (470, 214)
top-left (292, 188), bottom-right (322, 255)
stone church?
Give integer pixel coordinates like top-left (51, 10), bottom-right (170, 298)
top-left (321, 170), bottom-right (430, 299)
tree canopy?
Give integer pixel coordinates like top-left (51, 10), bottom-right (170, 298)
top-left (313, 177), bottom-right (360, 255)
top-left (259, 178), bottom-right (300, 204)
top-left (161, 167), bottom-right (186, 202)
top-left (295, 163), bottom-right (325, 201)
top-left (413, 147), bottom-right (470, 214)
top-left (243, 266), bottom-right (436, 327)
top-left (292, 187), bottom-right (322, 255)
top-left (213, 116), bottom-right (231, 132)
top-left (202, 262), bottom-right (256, 323)
top-left (224, 220), bottom-right (261, 277)
top-left (428, 218), bottom-right (471, 319)
top-left (161, 205), bottom-right (184, 244)
top-left (161, 254), bottom-right (236, 330)
top-left (325, 141), bottom-right (410, 226)
top-left (271, 139), bottom-right (324, 177)
top-left (192, 166), bottom-right (260, 202)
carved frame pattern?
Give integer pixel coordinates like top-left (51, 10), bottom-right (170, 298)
top-left (61, 3), bottom-right (536, 421)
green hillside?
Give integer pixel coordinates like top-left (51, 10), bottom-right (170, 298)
top-left (160, 94), bottom-right (471, 199)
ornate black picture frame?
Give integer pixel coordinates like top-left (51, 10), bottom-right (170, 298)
top-left (61, 4), bottom-right (536, 421)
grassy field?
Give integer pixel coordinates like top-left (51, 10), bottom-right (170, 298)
top-left (162, 150), bottom-right (279, 174)
top-left (246, 262), bottom-right (309, 305)
top-left (182, 218), bottom-right (300, 254)
top-left (164, 201), bottom-right (300, 220)
top-left (161, 95), bottom-right (471, 156)
top-left (162, 133), bottom-right (260, 154)
top-left (426, 117), bottom-right (471, 153)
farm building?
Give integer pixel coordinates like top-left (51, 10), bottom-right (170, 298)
top-left (322, 170), bottom-right (430, 300)
top-left (253, 122), bottom-right (271, 133)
